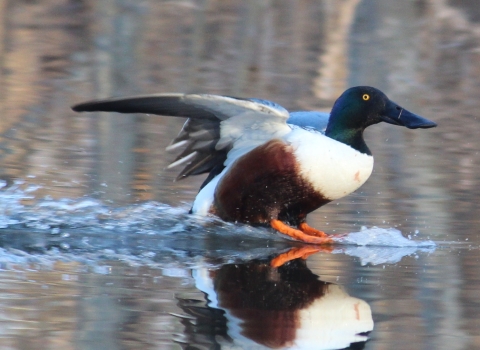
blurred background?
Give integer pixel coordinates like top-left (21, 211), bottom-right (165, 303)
top-left (0, 0), bottom-right (479, 349)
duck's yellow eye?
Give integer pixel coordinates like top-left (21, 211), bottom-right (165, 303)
top-left (362, 94), bottom-right (370, 101)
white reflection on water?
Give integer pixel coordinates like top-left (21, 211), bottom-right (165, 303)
top-left (192, 260), bottom-right (373, 350)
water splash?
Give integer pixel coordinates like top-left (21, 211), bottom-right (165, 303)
top-left (0, 182), bottom-right (439, 269)
top-left (332, 226), bottom-right (436, 265)
top-left (334, 226), bottom-right (435, 247)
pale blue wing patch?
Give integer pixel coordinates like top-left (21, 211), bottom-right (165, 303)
top-left (287, 111), bottom-right (330, 133)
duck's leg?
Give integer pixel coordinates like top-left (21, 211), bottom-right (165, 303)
top-left (270, 246), bottom-right (332, 267)
top-left (298, 222), bottom-right (328, 237)
top-left (299, 222), bottom-right (347, 239)
top-left (270, 219), bottom-right (334, 244)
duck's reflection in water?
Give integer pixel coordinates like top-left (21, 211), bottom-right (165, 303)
top-left (177, 249), bottom-right (373, 350)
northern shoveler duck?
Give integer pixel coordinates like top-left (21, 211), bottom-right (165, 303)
top-left (72, 86), bottom-right (436, 244)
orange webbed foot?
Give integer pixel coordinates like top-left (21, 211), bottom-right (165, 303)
top-left (298, 222), bottom-right (328, 237)
top-left (270, 219), bottom-right (334, 244)
top-left (299, 222), bottom-right (347, 240)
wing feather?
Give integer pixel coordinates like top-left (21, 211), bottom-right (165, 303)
top-left (72, 93), bottom-right (292, 182)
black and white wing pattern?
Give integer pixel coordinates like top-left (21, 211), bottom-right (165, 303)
top-left (72, 94), bottom-right (292, 181)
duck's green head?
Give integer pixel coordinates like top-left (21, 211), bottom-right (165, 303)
top-left (325, 86), bottom-right (436, 154)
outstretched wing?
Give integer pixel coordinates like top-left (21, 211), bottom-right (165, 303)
top-left (72, 94), bottom-right (292, 182)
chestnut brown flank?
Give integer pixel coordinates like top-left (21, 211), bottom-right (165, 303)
top-left (213, 139), bottom-right (330, 226)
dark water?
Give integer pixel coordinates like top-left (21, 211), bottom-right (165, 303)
top-left (0, 0), bottom-right (480, 349)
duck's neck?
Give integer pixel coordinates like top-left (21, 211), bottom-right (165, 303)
top-left (325, 128), bottom-right (372, 155)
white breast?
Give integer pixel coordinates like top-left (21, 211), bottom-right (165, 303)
top-left (287, 128), bottom-right (374, 200)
